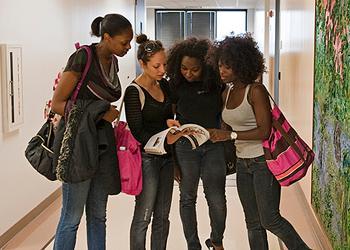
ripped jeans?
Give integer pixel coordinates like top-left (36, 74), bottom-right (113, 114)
top-left (130, 153), bottom-right (174, 250)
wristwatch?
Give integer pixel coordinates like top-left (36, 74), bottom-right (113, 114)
top-left (230, 131), bottom-right (238, 140)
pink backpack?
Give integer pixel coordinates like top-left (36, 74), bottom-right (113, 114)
top-left (262, 95), bottom-right (314, 186)
top-left (114, 83), bottom-right (145, 195)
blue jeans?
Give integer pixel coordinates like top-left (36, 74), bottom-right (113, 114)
top-left (54, 178), bottom-right (109, 250)
top-left (236, 155), bottom-right (310, 250)
top-left (130, 153), bottom-right (174, 250)
top-left (175, 138), bottom-right (227, 250)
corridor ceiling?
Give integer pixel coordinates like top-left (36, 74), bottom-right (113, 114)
top-left (146, 0), bottom-right (263, 9)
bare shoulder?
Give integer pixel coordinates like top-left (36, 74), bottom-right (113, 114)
top-left (249, 83), bottom-right (270, 105)
top-left (250, 83), bottom-right (269, 98)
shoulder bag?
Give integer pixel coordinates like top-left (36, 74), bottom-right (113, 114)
top-left (24, 44), bottom-right (92, 181)
top-left (262, 92), bottom-right (314, 186)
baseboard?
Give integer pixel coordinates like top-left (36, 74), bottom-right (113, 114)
top-left (293, 183), bottom-right (333, 250)
top-left (277, 183), bottom-right (333, 250)
top-left (0, 187), bottom-right (61, 248)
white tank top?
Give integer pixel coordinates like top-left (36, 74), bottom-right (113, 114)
top-left (222, 85), bottom-right (264, 158)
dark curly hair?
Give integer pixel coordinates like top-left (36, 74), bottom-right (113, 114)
top-left (208, 33), bottom-right (265, 84)
top-left (166, 37), bottom-right (221, 92)
top-left (136, 34), bottom-right (164, 63)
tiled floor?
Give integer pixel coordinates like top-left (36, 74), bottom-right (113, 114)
top-left (45, 185), bottom-right (280, 250)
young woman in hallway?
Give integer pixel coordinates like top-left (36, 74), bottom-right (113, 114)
top-left (51, 14), bottom-right (133, 250)
top-left (125, 34), bottom-right (187, 250)
top-left (166, 38), bottom-right (227, 250)
top-left (208, 34), bottom-right (311, 250)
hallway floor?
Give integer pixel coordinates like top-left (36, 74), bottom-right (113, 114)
top-left (46, 185), bottom-right (280, 250)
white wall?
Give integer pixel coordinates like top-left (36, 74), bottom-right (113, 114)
top-left (247, 8), bottom-right (255, 34)
top-left (253, 8), bottom-right (266, 53)
top-left (146, 8), bottom-right (156, 40)
top-left (277, 0), bottom-right (327, 248)
top-left (278, 0), bottom-right (315, 202)
top-left (0, 0), bottom-right (135, 235)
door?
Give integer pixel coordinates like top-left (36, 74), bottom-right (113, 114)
top-left (268, 0), bottom-right (280, 104)
top-left (135, 0), bottom-right (145, 75)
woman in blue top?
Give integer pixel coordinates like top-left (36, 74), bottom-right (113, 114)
top-left (166, 38), bottom-right (227, 250)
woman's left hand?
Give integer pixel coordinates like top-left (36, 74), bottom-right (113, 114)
top-left (208, 128), bottom-right (231, 142)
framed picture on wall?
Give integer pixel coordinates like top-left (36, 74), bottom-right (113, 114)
top-left (0, 44), bottom-right (24, 133)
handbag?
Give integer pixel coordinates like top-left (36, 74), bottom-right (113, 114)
top-left (223, 140), bottom-right (236, 175)
top-left (262, 94), bottom-right (314, 186)
top-left (114, 121), bottom-right (142, 195)
top-left (25, 112), bottom-right (57, 180)
top-left (222, 85), bottom-right (237, 175)
top-left (25, 44), bottom-right (92, 181)
top-left (114, 83), bottom-right (145, 195)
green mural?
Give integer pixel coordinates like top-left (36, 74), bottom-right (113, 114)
top-left (313, 0), bottom-right (350, 249)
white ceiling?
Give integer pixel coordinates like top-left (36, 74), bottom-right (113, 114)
top-left (146, 0), bottom-right (263, 9)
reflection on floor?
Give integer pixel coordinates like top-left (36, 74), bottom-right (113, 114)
top-left (46, 185), bottom-right (280, 250)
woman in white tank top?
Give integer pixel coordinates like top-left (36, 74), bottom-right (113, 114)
top-left (207, 34), bottom-right (310, 250)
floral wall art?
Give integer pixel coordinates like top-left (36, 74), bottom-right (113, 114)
top-left (312, 0), bottom-right (350, 249)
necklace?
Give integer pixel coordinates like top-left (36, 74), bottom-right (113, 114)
top-left (226, 82), bottom-right (234, 89)
top-left (229, 82), bottom-right (247, 91)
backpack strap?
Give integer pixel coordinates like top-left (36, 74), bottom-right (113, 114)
top-left (129, 83), bottom-right (145, 109)
top-left (116, 83), bottom-right (145, 124)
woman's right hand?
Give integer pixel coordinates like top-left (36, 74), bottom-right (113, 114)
top-left (208, 128), bottom-right (231, 142)
top-left (167, 119), bottom-right (181, 128)
top-left (102, 105), bottom-right (120, 123)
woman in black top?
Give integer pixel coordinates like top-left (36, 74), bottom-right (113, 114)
top-left (167, 38), bottom-right (227, 250)
top-left (51, 14), bottom-right (133, 250)
top-left (124, 34), bottom-right (186, 250)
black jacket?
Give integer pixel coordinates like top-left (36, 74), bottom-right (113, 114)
top-left (53, 99), bottom-right (121, 195)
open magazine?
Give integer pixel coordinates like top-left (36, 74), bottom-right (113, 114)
top-left (144, 124), bottom-right (210, 155)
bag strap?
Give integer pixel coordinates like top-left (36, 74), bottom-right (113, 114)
top-left (224, 84), bottom-right (232, 108)
top-left (272, 119), bottom-right (305, 160)
top-left (264, 87), bottom-right (278, 107)
top-left (116, 82), bottom-right (145, 124)
top-left (262, 83), bottom-right (305, 160)
top-left (70, 44), bottom-right (92, 103)
top-left (64, 44), bottom-right (92, 119)
top-left (129, 83), bottom-right (145, 110)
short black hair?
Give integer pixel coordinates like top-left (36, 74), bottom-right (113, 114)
top-left (209, 33), bottom-right (265, 84)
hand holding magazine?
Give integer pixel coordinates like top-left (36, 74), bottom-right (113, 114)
top-left (144, 124), bottom-right (210, 155)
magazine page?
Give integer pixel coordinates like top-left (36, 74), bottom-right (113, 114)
top-left (178, 124), bottom-right (210, 149)
top-left (144, 128), bottom-right (171, 155)
top-left (144, 124), bottom-right (210, 155)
